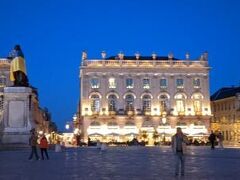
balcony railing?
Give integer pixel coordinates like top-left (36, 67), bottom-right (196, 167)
top-left (195, 111), bottom-right (202, 116)
top-left (109, 110), bottom-right (117, 115)
top-left (82, 59), bottom-right (208, 68)
top-left (178, 111), bottom-right (185, 116)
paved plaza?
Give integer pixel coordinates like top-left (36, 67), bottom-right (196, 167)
top-left (0, 146), bottom-right (240, 180)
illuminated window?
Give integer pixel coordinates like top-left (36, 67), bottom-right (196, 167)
top-left (109, 78), bottom-right (116, 89)
top-left (192, 93), bottom-right (203, 115)
top-left (193, 100), bottom-right (201, 113)
top-left (143, 78), bottom-right (150, 89)
top-left (0, 75), bottom-right (6, 87)
top-left (176, 79), bottom-right (184, 88)
top-left (108, 95), bottom-right (117, 111)
top-left (90, 78), bottom-right (100, 89)
top-left (126, 78), bottom-right (134, 89)
top-left (90, 95), bottom-right (100, 113)
top-left (142, 95), bottom-right (151, 112)
top-left (175, 94), bottom-right (186, 115)
top-left (193, 78), bottom-right (200, 88)
top-left (159, 95), bottom-right (169, 112)
top-left (125, 95), bottom-right (134, 111)
top-left (160, 79), bottom-right (167, 88)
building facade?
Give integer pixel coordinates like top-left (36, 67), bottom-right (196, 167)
top-left (211, 87), bottom-right (240, 145)
top-left (79, 51), bottom-right (211, 143)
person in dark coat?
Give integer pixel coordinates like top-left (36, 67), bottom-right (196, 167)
top-left (28, 130), bottom-right (40, 160)
top-left (208, 131), bottom-right (216, 150)
top-left (172, 127), bottom-right (189, 177)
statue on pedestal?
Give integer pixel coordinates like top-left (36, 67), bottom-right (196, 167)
top-left (9, 45), bottom-right (29, 87)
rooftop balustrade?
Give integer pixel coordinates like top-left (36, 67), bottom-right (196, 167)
top-left (82, 59), bottom-right (208, 68)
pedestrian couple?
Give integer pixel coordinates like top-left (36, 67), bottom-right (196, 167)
top-left (208, 131), bottom-right (224, 149)
top-left (28, 129), bottom-right (49, 160)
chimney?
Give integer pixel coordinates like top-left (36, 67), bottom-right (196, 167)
top-left (135, 52), bottom-right (140, 60)
top-left (203, 51), bottom-right (208, 61)
top-left (101, 51), bottom-right (106, 59)
top-left (185, 52), bottom-right (190, 60)
top-left (118, 52), bottom-right (124, 60)
top-left (152, 52), bottom-right (157, 60)
top-left (168, 52), bottom-right (174, 60)
top-left (82, 51), bottom-right (87, 60)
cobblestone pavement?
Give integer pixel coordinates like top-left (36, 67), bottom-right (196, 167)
top-left (0, 146), bottom-right (240, 180)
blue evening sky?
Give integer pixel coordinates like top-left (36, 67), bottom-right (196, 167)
top-left (0, 0), bottom-right (239, 130)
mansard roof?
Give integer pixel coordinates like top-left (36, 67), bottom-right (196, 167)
top-left (106, 56), bottom-right (179, 60)
top-left (211, 86), bottom-right (240, 101)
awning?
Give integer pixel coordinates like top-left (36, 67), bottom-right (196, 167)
top-left (124, 133), bottom-right (139, 136)
top-left (190, 132), bottom-right (209, 136)
top-left (88, 133), bottom-right (104, 136)
top-left (106, 133), bottom-right (120, 136)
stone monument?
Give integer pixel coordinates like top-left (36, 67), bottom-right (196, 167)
top-left (1, 45), bottom-right (34, 144)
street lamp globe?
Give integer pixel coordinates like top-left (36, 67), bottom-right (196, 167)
top-left (73, 114), bottom-right (77, 122)
top-left (65, 124), bottom-right (70, 130)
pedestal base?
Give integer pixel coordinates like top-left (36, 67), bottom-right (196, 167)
top-left (1, 87), bottom-right (34, 144)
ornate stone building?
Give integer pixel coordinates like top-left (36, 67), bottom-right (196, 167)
top-left (211, 86), bottom-right (240, 145)
top-left (79, 51), bottom-right (211, 143)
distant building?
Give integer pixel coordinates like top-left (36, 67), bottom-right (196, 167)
top-left (79, 51), bottom-right (212, 143)
top-left (0, 46), bottom-right (56, 143)
top-left (211, 86), bottom-right (240, 144)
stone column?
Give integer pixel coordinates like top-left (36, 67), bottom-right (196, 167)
top-left (1, 87), bottom-right (34, 144)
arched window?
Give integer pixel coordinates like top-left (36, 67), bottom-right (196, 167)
top-left (142, 95), bottom-right (151, 112)
top-left (108, 94), bottom-right (117, 111)
top-left (192, 93), bottom-right (203, 115)
top-left (175, 93), bottom-right (186, 115)
top-left (90, 94), bottom-right (100, 113)
top-left (125, 94), bottom-right (134, 111)
top-left (159, 94), bottom-right (169, 113)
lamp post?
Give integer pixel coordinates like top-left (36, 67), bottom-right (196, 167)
top-left (162, 117), bottom-right (167, 143)
top-left (73, 114), bottom-right (82, 146)
top-left (73, 114), bottom-right (77, 128)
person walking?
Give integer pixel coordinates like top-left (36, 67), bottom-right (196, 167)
top-left (208, 131), bottom-right (216, 150)
top-left (39, 135), bottom-right (49, 160)
top-left (55, 140), bottom-right (62, 152)
top-left (28, 129), bottom-right (40, 160)
top-left (172, 127), bottom-right (188, 177)
top-left (217, 132), bottom-right (224, 149)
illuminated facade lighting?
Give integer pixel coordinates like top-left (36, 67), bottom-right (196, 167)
top-left (79, 51), bottom-right (211, 143)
